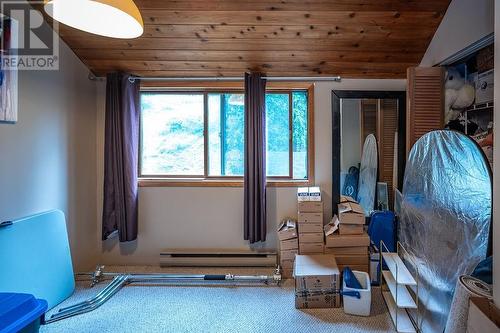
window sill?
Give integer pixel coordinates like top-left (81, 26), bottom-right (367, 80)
top-left (138, 178), bottom-right (312, 188)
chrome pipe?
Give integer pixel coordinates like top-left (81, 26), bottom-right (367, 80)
top-left (47, 276), bottom-right (129, 323)
top-left (45, 270), bottom-right (281, 324)
top-left (55, 276), bottom-right (127, 315)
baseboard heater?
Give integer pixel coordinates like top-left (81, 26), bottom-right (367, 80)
top-left (160, 250), bottom-right (277, 267)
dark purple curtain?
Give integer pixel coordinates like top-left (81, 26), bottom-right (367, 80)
top-left (244, 72), bottom-right (267, 243)
top-left (102, 72), bottom-right (140, 242)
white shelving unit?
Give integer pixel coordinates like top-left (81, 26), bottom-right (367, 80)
top-left (380, 241), bottom-right (419, 333)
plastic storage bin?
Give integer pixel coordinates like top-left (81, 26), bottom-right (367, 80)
top-left (0, 293), bottom-right (48, 333)
top-left (342, 270), bottom-right (371, 316)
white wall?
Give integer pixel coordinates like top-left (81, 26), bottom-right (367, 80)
top-left (420, 0), bottom-right (494, 66)
top-left (96, 79), bottom-right (405, 265)
top-left (493, 0), bottom-right (500, 308)
top-left (0, 40), bottom-right (98, 270)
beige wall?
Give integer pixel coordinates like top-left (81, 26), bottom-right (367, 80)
top-left (96, 79), bottom-right (405, 265)
top-left (0, 41), bottom-right (99, 270)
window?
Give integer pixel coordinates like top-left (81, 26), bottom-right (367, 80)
top-left (139, 85), bottom-right (313, 186)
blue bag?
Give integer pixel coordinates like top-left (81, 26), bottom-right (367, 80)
top-left (342, 166), bottom-right (359, 199)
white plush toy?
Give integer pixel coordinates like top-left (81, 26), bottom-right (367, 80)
top-left (444, 67), bottom-right (475, 124)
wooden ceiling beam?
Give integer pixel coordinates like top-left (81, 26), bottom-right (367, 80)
top-left (73, 49), bottom-right (423, 63)
top-left (61, 36), bottom-right (429, 52)
top-left (139, 10), bottom-right (443, 26)
top-left (58, 24), bottom-right (436, 40)
top-left (135, 0), bottom-right (450, 12)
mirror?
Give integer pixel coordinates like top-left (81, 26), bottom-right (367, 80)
top-left (332, 92), bottom-right (406, 216)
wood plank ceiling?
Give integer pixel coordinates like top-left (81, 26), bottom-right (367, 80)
top-left (53, 0), bottom-right (451, 79)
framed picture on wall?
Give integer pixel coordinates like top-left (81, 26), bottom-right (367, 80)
top-left (0, 16), bottom-right (18, 123)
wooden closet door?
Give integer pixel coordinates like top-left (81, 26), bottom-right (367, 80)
top-left (360, 99), bottom-right (377, 149)
top-left (406, 67), bottom-right (444, 156)
top-left (377, 99), bottom-right (398, 208)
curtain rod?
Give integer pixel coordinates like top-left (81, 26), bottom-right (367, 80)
top-left (88, 73), bottom-right (342, 82)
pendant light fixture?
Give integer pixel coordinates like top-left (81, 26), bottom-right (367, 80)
top-left (44, 0), bottom-right (144, 39)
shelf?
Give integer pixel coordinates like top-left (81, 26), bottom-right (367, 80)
top-left (382, 271), bottom-right (417, 309)
top-left (464, 101), bottom-right (494, 112)
top-left (382, 291), bottom-right (416, 333)
top-left (382, 253), bottom-right (417, 286)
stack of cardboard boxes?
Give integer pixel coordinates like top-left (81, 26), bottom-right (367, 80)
top-left (294, 254), bottom-right (341, 309)
top-left (297, 187), bottom-right (324, 254)
top-left (324, 196), bottom-right (370, 273)
top-left (278, 220), bottom-right (298, 279)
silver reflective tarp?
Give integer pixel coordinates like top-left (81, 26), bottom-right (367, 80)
top-left (357, 134), bottom-right (378, 216)
top-left (400, 130), bottom-right (491, 333)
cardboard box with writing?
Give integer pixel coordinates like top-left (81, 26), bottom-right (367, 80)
top-left (325, 233), bottom-right (370, 248)
top-left (339, 223), bottom-right (364, 235)
top-left (298, 201), bottom-right (323, 213)
top-left (277, 220), bottom-right (298, 241)
top-left (297, 187), bottom-right (309, 202)
top-left (280, 238), bottom-right (299, 251)
top-left (297, 222), bottom-right (323, 233)
top-left (335, 254), bottom-right (369, 266)
top-left (324, 246), bottom-right (369, 255)
top-left (280, 259), bottom-right (294, 270)
top-left (338, 202), bottom-right (365, 225)
top-left (308, 187), bottom-right (322, 202)
top-left (298, 212), bottom-right (323, 224)
top-left (298, 232), bottom-right (324, 244)
top-left (280, 249), bottom-right (298, 261)
top-left (294, 254), bottom-right (341, 308)
top-left (299, 242), bottom-right (324, 254)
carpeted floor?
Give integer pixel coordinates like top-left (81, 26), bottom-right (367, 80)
top-left (41, 266), bottom-right (396, 333)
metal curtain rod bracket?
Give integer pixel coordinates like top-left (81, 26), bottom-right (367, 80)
top-left (44, 265), bottom-right (282, 324)
top-left (87, 72), bottom-right (341, 83)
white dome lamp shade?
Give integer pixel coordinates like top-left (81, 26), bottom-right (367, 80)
top-left (44, 0), bottom-right (144, 39)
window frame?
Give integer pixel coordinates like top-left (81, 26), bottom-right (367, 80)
top-left (138, 82), bottom-right (315, 187)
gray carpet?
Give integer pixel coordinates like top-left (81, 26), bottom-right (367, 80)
top-left (41, 266), bottom-right (396, 333)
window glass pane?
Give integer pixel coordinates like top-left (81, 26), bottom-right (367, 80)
top-left (208, 93), bottom-right (244, 176)
top-left (292, 91), bottom-right (308, 179)
top-left (140, 93), bottom-right (204, 175)
top-left (266, 93), bottom-right (290, 176)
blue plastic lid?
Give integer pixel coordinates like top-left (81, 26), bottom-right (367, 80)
top-left (0, 293), bottom-right (48, 333)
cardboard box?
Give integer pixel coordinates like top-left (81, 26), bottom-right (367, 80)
top-left (280, 249), bottom-right (298, 261)
top-left (280, 259), bottom-right (294, 270)
top-left (277, 220), bottom-right (298, 241)
top-left (308, 187), bottom-right (322, 201)
top-left (280, 237), bottom-right (299, 250)
top-left (298, 201), bottom-right (323, 213)
top-left (324, 246), bottom-right (368, 255)
top-left (334, 255), bottom-right (369, 266)
top-left (282, 268), bottom-right (293, 279)
top-left (476, 69), bottom-right (494, 104)
top-left (297, 222), bottom-right (323, 233)
top-left (340, 195), bottom-right (357, 203)
top-left (325, 233), bottom-right (370, 248)
top-left (299, 242), bottom-right (324, 254)
top-left (297, 187), bottom-right (309, 201)
top-left (338, 202), bottom-right (365, 225)
top-left (295, 291), bottom-right (341, 309)
top-left (337, 264), bottom-right (369, 273)
top-left (339, 223), bottom-right (364, 235)
top-left (294, 254), bottom-right (340, 291)
top-left (298, 212), bottom-right (323, 224)
top-left (298, 232), bottom-right (324, 243)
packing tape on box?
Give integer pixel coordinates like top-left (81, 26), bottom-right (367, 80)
top-left (444, 275), bottom-right (492, 333)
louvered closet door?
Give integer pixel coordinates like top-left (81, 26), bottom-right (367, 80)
top-left (360, 99), bottom-right (377, 150)
top-left (377, 99), bottom-right (398, 208)
top-left (406, 67), bottom-right (444, 156)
